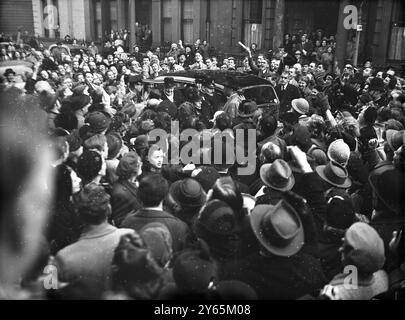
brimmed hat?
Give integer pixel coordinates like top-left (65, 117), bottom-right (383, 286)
top-left (326, 188), bottom-right (355, 229)
top-left (164, 77), bottom-right (176, 88)
top-left (260, 159), bottom-right (295, 191)
top-left (201, 77), bottom-right (215, 89)
top-left (316, 161), bottom-right (352, 188)
top-left (134, 134), bottom-right (149, 151)
top-left (291, 98), bottom-right (309, 115)
top-left (170, 178), bottom-right (206, 208)
top-left (157, 100), bottom-right (177, 118)
top-left (3, 68), bottom-right (16, 77)
top-left (85, 111), bottom-right (111, 133)
top-left (344, 222), bottom-right (385, 274)
top-left (327, 139), bottom-right (351, 166)
top-left (250, 201), bottom-right (304, 257)
top-left (386, 129), bottom-right (405, 152)
top-left (369, 169), bottom-right (405, 215)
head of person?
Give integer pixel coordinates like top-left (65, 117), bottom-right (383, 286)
top-left (137, 174), bottom-right (169, 208)
top-left (279, 71), bottom-right (289, 86)
top-left (116, 151), bottom-right (142, 181)
top-left (147, 144), bottom-right (165, 170)
top-left (74, 183), bottom-right (111, 225)
top-left (76, 150), bottom-right (106, 184)
top-left (209, 176), bottom-right (244, 216)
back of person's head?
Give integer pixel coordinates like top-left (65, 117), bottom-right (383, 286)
top-left (106, 132), bottom-right (122, 160)
top-left (83, 133), bottom-right (107, 153)
top-left (259, 112), bottom-right (277, 137)
top-left (137, 174), bottom-right (169, 207)
top-left (54, 110), bottom-right (78, 133)
top-left (116, 151), bottom-right (141, 180)
top-left (76, 150), bottom-right (103, 183)
top-left (74, 183), bottom-right (110, 225)
top-left (210, 176), bottom-right (244, 216)
top-left (215, 112), bottom-right (232, 131)
top-left (363, 106), bottom-right (378, 126)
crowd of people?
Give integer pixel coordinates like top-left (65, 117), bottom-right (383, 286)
top-left (0, 27), bottom-right (405, 300)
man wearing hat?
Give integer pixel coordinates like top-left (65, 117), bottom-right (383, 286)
top-left (200, 77), bottom-right (218, 122)
top-left (221, 77), bottom-right (243, 120)
top-left (256, 159), bottom-right (295, 205)
top-left (232, 99), bottom-right (258, 129)
top-left (161, 77), bottom-right (182, 106)
top-left (85, 111), bottom-right (112, 136)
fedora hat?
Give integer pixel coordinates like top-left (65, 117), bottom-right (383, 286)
top-left (315, 161), bottom-right (352, 188)
top-left (260, 159), bottom-right (295, 191)
top-left (250, 201), bottom-right (304, 257)
top-left (4, 68), bottom-right (16, 77)
top-left (386, 129), bottom-right (405, 152)
top-left (164, 77), bottom-right (176, 88)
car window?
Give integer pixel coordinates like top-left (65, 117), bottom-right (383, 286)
top-left (243, 85), bottom-right (278, 105)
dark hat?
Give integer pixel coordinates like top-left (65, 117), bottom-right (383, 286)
top-left (344, 223), bottom-right (385, 274)
top-left (260, 159), bottom-right (295, 191)
top-left (4, 68), bottom-right (16, 77)
top-left (164, 77), bottom-right (176, 88)
top-left (369, 77), bottom-right (385, 92)
top-left (116, 151), bottom-right (140, 178)
top-left (134, 134), bottom-right (149, 151)
top-left (149, 88), bottom-right (162, 100)
top-left (316, 161), bottom-right (352, 188)
top-left (76, 150), bottom-right (103, 181)
top-left (157, 100), bottom-right (177, 118)
top-left (369, 169), bottom-right (405, 215)
top-left (238, 100), bottom-right (258, 118)
top-left (197, 200), bottom-right (239, 235)
top-left (326, 188), bottom-right (355, 229)
top-left (85, 111), bottom-right (111, 133)
top-left (191, 166), bottom-right (220, 192)
top-left (386, 130), bottom-right (405, 152)
top-left (185, 87), bottom-right (203, 103)
top-left (128, 74), bottom-right (143, 85)
top-left (250, 201), bottom-right (304, 257)
top-left (290, 125), bottom-right (312, 151)
top-left (170, 178), bottom-right (207, 208)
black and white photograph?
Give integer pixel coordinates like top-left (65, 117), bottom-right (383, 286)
top-left (0, 0), bottom-right (404, 303)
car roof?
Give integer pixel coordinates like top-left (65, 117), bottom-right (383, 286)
top-left (150, 70), bottom-right (272, 88)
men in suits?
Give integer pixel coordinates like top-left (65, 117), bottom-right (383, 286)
top-left (275, 71), bottom-right (301, 118)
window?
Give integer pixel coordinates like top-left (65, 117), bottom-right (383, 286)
top-left (182, 0), bottom-right (193, 44)
top-left (162, 0), bottom-right (172, 43)
top-left (110, 0), bottom-right (118, 32)
top-left (243, 0), bottom-right (263, 49)
top-left (95, 0), bottom-right (102, 40)
top-left (387, 1), bottom-right (405, 61)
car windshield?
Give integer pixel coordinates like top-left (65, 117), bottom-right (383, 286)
top-left (243, 85), bottom-right (278, 106)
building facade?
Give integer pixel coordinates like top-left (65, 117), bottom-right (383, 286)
top-left (1, 0), bottom-right (403, 71)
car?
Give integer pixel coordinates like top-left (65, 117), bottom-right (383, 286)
top-left (0, 60), bottom-right (34, 90)
top-left (144, 70), bottom-right (280, 117)
top-left (0, 42), bottom-right (32, 53)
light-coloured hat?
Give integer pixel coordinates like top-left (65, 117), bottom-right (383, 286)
top-left (327, 139), bottom-right (351, 166)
